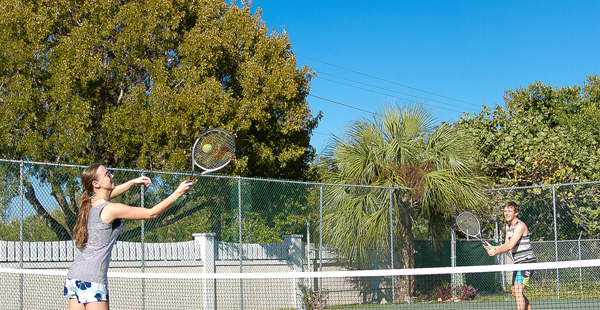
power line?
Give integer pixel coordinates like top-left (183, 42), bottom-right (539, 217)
top-left (308, 94), bottom-right (380, 115)
top-left (317, 71), bottom-right (477, 111)
top-left (298, 54), bottom-right (480, 108)
top-left (315, 74), bottom-right (466, 114)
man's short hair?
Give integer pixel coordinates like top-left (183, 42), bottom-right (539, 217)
top-left (504, 201), bottom-right (519, 213)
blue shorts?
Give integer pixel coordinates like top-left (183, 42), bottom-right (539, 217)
top-left (64, 278), bottom-right (109, 304)
top-left (512, 270), bottom-right (533, 286)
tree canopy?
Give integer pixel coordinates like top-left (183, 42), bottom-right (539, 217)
top-left (457, 75), bottom-right (600, 186)
top-left (0, 0), bottom-right (321, 241)
top-left (457, 76), bottom-right (600, 239)
top-left (0, 0), bottom-right (320, 179)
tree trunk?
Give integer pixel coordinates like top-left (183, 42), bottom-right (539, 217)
top-left (394, 208), bottom-right (415, 303)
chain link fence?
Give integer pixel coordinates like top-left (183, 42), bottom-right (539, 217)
top-left (1, 158), bottom-right (599, 270)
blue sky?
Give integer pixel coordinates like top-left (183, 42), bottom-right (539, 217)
top-left (250, 1), bottom-right (600, 155)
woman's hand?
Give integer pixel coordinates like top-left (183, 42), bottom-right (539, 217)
top-left (172, 180), bottom-right (193, 198)
top-left (130, 176), bottom-right (152, 187)
top-left (110, 176), bottom-right (152, 199)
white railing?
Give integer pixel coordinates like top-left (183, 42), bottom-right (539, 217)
top-left (0, 239), bottom-right (294, 262)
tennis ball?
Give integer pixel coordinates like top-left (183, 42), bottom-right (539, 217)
top-left (202, 143), bottom-right (213, 153)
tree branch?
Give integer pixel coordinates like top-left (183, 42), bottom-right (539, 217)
top-left (23, 181), bottom-right (71, 240)
top-left (119, 202), bottom-right (209, 240)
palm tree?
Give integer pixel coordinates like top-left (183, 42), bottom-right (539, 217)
top-left (322, 104), bottom-right (487, 302)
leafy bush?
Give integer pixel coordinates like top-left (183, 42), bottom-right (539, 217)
top-left (455, 284), bottom-right (479, 300)
top-left (299, 284), bottom-right (330, 310)
top-left (431, 282), bottom-right (453, 301)
top-left (411, 290), bottom-right (428, 302)
top-left (430, 282), bottom-right (479, 301)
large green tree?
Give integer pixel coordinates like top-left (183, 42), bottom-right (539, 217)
top-left (457, 75), bottom-right (600, 238)
top-left (323, 104), bottom-right (487, 301)
top-left (457, 75), bottom-right (600, 186)
top-left (0, 0), bottom-right (319, 176)
top-left (0, 0), bottom-right (320, 240)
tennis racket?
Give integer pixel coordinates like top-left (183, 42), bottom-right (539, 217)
top-left (456, 211), bottom-right (484, 242)
top-left (187, 128), bottom-right (235, 181)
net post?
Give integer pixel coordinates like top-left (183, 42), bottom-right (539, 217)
top-left (194, 233), bottom-right (216, 310)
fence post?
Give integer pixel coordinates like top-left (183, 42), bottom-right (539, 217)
top-left (319, 185), bottom-right (323, 274)
top-left (552, 185), bottom-right (560, 298)
top-left (496, 221), bottom-right (507, 290)
top-left (451, 224), bottom-right (457, 290)
top-left (237, 177), bottom-right (244, 309)
top-left (389, 188), bottom-right (395, 304)
top-left (306, 219), bottom-right (311, 275)
top-left (19, 161), bottom-right (24, 310)
top-left (140, 172), bottom-right (146, 310)
top-left (578, 231), bottom-right (583, 294)
top-left (284, 234), bottom-right (303, 310)
top-left (194, 233), bottom-right (216, 310)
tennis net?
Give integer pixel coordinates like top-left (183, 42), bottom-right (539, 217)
top-left (2, 259), bottom-right (600, 309)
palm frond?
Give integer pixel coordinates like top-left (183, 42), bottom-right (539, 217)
top-left (322, 103), bottom-right (486, 268)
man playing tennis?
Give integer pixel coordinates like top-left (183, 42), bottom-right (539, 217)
top-left (483, 201), bottom-right (537, 310)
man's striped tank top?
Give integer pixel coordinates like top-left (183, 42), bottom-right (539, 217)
top-left (506, 220), bottom-right (537, 264)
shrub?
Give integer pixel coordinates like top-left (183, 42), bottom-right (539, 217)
top-left (455, 284), bottom-right (479, 300)
top-left (431, 282), bottom-right (453, 301)
top-left (430, 282), bottom-right (479, 301)
top-left (299, 284), bottom-right (330, 310)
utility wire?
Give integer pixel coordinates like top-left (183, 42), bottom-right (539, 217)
top-left (315, 75), bottom-right (466, 114)
top-left (317, 71), bottom-right (477, 111)
top-left (308, 94), bottom-right (380, 116)
top-left (298, 54), bottom-right (480, 108)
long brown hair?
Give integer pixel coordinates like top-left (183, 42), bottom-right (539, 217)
top-left (73, 164), bottom-right (102, 249)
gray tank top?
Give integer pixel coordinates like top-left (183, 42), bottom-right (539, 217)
top-left (66, 201), bottom-right (124, 284)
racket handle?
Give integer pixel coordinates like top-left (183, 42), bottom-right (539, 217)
top-left (185, 179), bottom-right (193, 184)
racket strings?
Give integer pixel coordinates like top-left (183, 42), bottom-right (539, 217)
top-left (456, 214), bottom-right (480, 236)
top-left (193, 131), bottom-right (235, 170)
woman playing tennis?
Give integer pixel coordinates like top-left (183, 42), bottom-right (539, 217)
top-left (64, 164), bottom-right (192, 309)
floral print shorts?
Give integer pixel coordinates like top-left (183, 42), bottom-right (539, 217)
top-left (64, 278), bottom-right (109, 303)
